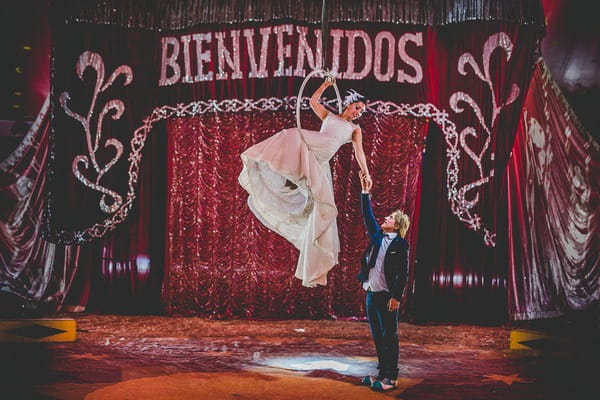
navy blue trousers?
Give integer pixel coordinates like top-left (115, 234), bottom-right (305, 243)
top-left (366, 290), bottom-right (399, 380)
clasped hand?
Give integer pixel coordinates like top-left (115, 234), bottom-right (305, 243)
top-left (359, 170), bottom-right (373, 192)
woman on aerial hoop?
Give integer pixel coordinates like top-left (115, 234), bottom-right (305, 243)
top-left (238, 74), bottom-right (370, 287)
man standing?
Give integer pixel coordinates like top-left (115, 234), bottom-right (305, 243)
top-left (358, 171), bottom-right (410, 392)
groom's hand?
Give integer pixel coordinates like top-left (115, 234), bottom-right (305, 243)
top-left (387, 297), bottom-right (400, 312)
top-left (365, 174), bottom-right (372, 191)
top-left (359, 171), bottom-right (372, 193)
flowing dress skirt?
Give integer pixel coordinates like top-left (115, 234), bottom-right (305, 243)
top-left (238, 127), bottom-right (340, 287)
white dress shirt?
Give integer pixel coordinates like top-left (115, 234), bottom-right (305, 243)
top-left (363, 232), bottom-right (397, 292)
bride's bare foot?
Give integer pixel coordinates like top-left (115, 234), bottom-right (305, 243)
top-left (284, 179), bottom-right (298, 190)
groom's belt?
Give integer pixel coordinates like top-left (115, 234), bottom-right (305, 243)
top-left (367, 289), bottom-right (388, 295)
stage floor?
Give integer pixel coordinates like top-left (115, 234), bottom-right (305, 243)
top-left (1, 314), bottom-right (597, 399)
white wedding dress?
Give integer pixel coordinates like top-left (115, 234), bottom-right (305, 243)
top-left (238, 113), bottom-right (358, 287)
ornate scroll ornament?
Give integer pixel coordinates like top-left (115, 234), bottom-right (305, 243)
top-left (447, 32), bottom-right (520, 246)
top-left (70, 96), bottom-right (452, 242)
top-left (60, 51), bottom-right (133, 215)
top-left (54, 51), bottom-right (487, 246)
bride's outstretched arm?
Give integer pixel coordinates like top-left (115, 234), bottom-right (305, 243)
top-left (309, 78), bottom-right (333, 120)
top-left (352, 128), bottom-right (372, 186)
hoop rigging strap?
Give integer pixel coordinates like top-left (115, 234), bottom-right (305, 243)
top-left (295, 0), bottom-right (342, 145)
top-left (320, 0), bottom-right (329, 69)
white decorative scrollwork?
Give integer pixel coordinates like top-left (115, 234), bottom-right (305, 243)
top-left (60, 51), bottom-right (133, 214)
top-left (76, 96), bottom-right (456, 241)
top-left (59, 85), bottom-right (500, 246)
top-left (447, 32), bottom-right (521, 246)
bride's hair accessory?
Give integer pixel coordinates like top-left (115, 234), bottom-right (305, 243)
top-left (343, 89), bottom-right (366, 107)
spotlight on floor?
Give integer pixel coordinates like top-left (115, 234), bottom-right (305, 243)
top-left (262, 356), bottom-right (375, 377)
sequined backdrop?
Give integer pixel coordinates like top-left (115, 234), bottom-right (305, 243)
top-left (163, 110), bottom-right (427, 318)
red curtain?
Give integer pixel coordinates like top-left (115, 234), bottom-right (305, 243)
top-left (0, 98), bottom-right (76, 308)
top-left (66, 123), bottom-right (168, 314)
top-left (163, 111), bottom-right (428, 318)
top-left (47, 114), bottom-right (168, 314)
top-left (406, 23), bottom-right (541, 323)
top-left (507, 59), bottom-right (600, 320)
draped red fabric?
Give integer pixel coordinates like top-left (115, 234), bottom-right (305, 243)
top-left (59, 120), bottom-right (168, 313)
top-left (0, 99), bottom-right (75, 307)
top-left (507, 59), bottom-right (600, 320)
top-left (0, 97), bottom-right (165, 313)
top-left (163, 111), bottom-right (427, 317)
top-left (406, 23), bottom-right (540, 323)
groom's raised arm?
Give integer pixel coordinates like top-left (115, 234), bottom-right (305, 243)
top-left (359, 172), bottom-right (378, 236)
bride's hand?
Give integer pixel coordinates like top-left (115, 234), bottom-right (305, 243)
top-left (359, 171), bottom-right (373, 192)
top-left (365, 174), bottom-right (373, 191)
top-left (323, 74), bottom-right (335, 87)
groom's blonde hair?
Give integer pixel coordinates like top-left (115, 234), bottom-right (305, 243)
top-left (392, 210), bottom-right (410, 238)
